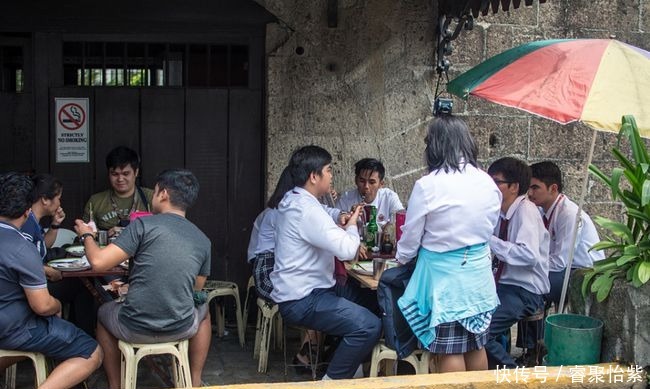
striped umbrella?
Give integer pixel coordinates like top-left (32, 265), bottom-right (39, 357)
top-left (448, 38), bottom-right (650, 312)
top-left (447, 38), bottom-right (650, 136)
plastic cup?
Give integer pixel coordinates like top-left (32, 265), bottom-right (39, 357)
top-left (98, 231), bottom-right (108, 246)
top-left (373, 258), bottom-right (387, 280)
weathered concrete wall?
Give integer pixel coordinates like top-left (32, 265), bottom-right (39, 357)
top-left (570, 270), bottom-right (650, 368)
top-left (256, 0), bottom-right (650, 223)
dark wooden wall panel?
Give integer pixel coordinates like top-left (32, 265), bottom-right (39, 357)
top-left (94, 89), bottom-right (141, 190)
top-left (0, 93), bottom-right (33, 173)
top-left (140, 89), bottom-right (185, 185)
top-left (49, 88), bottom-right (94, 224)
top-left (228, 90), bottom-right (263, 287)
top-left (185, 89), bottom-right (229, 278)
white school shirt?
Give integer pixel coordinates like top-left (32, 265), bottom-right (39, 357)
top-left (246, 208), bottom-right (270, 262)
top-left (246, 204), bottom-right (340, 264)
top-left (489, 195), bottom-right (551, 295)
top-left (544, 195), bottom-right (605, 271)
top-left (395, 164), bottom-right (502, 262)
top-left (270, 187), bottom-right (360, 303)
top-left (336, 187), bottom-right (404, 225)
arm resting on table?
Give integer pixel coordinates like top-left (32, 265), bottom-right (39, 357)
top-left (84, 241), bottom-right (130, 271)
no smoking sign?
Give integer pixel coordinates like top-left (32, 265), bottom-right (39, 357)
top-left (58, 103), bottom-right (86, 130)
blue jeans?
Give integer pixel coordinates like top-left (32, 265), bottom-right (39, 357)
top-left (485, 284), bottom-right (544, 368)
top-left (279, 285), bottom-right (381, 379)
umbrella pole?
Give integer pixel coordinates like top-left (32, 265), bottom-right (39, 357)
top-left (558, 127), bottom-right (598, 313)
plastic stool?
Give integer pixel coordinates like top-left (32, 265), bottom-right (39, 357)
top-left (368, 340), bottom-right (431, 377)
top-left (519, 309), bottom-right (546, 365)
top-left (253, 298), bottom-right (281, 373)
top-left (242, 275), bottom-right (255, 329)
top-left (204, 280), bottom-right (245, 347)
top-left (282, 325), bottom-right (325, 380)
top-left (0, 349), bottom-right (48, 389)
top-left (118, 339), bottom-right (191, 389)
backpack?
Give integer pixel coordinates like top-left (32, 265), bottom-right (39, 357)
top-left (377, 260), bottom-right (418, 359)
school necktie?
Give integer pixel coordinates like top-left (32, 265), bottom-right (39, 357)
top-left (543, 215), bottom-right (550, 230)
top-left (493, 217), bottom-right (509, 282)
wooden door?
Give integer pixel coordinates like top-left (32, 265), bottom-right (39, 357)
top-left (48, 86), bottom-right (262, 283)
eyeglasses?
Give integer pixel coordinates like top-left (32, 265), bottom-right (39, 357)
top-left (493, 179), bottom-right (513, 185)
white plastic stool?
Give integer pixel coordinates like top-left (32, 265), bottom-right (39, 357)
top-left (117, 339), bottom-right (191, 389)
top-left (253, 298), bottom-right (281, 373)
top-left (242, 275), bottom-right (255, 330)
top-left (204, 280), bottom-right (245, 347)
top-left (0, 349), bottom-right (48, 389)
top-left (368, 340), bottom-right (431, 377)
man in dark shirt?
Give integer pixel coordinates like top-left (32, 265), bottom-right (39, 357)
top-left (0, 172), bottom-right (102, 388)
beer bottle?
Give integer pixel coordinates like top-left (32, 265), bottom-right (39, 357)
top-left (365, 206), bottom-right (378, 249)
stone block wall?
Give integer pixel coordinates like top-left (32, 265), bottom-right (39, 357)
top-left (256, 0), bottom-right (650, 223)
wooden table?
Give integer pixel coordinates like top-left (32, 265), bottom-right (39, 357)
top-left (61, 266), bottom-right (128, 303)
top-left (345, 261), bottom-right (379, 290)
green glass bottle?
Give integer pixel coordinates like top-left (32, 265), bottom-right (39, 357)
top-left (365, 206), bottom-right (378, 248)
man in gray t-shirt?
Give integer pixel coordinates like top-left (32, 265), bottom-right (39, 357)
top-left (75, 169), bottom-right (211, 389)
top-left (0, 172), bottom-right (101, 388)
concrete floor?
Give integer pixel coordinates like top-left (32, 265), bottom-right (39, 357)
top-left (7, 322), bottom-right (321, 389)
top-left (6, 319), bottom-right (528, 389)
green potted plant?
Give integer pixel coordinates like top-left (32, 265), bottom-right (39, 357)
top-left (573, 115), bottom-right (650, 368)
top-left (583, 115), bottom-right (650, 302)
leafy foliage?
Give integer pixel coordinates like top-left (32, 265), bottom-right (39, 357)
top-left (584, 115), bottom-right (650, 302)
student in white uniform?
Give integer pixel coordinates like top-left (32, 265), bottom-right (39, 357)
top-left (486, 157), bottom-right (550, 369)
top-left (271, 145), bottom-right (381, 380)
top-left (395, 115), bottom-right (501, 372)
top-left (528, 161), bottom-right (604, 307)
top-left (336, 158), bottom-right (404, 225)
top-left (246, 166), bottom-right (293, 301)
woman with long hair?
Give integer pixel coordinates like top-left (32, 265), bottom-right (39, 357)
top-left (395, 115), bottom-right (501, 372)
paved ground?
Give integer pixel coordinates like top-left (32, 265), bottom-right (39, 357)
top-left (6, 317), bottom-right (528, 388)
top-left (8, 321), bottom-right (318, 389)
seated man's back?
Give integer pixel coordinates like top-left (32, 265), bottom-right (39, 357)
top-left (114, 212), bottom-right (210, 333)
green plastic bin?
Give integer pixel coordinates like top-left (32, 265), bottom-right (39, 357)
top-left (544, 313), bottom-right (603, 366)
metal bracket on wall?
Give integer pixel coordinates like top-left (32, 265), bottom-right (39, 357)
top-left (436, 12), bottom-right (473, 75)
top-left (327, 0), bottom-right (337, 28)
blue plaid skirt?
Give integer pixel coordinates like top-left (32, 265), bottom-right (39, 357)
top-left (253, 251), bottom-right (274, 301)
top-left (428, 313), bottom-right (491, 354)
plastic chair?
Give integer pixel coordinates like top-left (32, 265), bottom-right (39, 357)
top-left (0, 349), bottom-right (48, 389)
top-left (368, 340), bottom-right (431, 377)
top-left (242, 275), bottom-right (255, 329)
top-left (253, 297), bottom-right (281, 373)
top-left (204, 280), bottom-right (245, 347)
top-left (518, 308), bottom-right (546, 366)
top-left (282, 325), bottom-right (325, 380)
top-left (50, 228), bottom-right (77, 248)
top-left (117, 339), bottom-right (191, 389)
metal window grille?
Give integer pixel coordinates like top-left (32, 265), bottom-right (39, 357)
top-left (63, 42), bottom-right (248, 88)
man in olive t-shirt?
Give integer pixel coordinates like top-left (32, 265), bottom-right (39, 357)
top-left (76, 169), bottom-right (211, 389)
top-left (83, 146), bottom-right (153, 236)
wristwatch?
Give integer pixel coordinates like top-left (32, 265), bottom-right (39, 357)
top-left (79, 233), bottom-right (95, 244)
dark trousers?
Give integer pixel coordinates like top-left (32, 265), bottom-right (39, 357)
top-left (278, 284), bottom-right (382, 379)
top-left (485, 284), bottom-right (544, 368)
top-left (517, 269), bottom-right (572, 349)
top-left (547, 269), bottom-right (574, 309)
